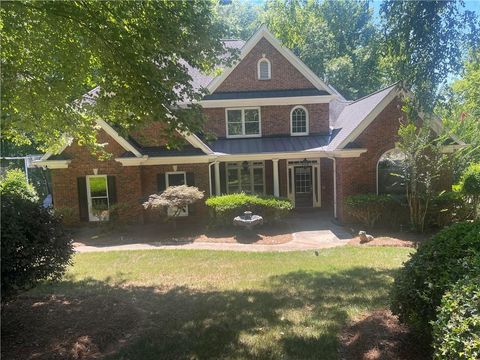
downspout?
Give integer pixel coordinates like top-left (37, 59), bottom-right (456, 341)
top-left (208, 161), bottom-right (215, 197)
top-left (327, 156), bottom-right (337, 219)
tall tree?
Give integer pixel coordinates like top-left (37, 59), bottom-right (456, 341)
top-left (380, 0), bottom-right (480, 110)
top-left (1, 0), bottom-right (227, 153)
top-left (262, 0), bottom-right (384, 99)
top-left (214, 0), bottom-right (261, 40)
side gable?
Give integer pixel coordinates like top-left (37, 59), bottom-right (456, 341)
top-left (207, 26), bottom-right (334, 95)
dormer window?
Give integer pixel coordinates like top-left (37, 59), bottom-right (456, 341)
top-left (257, 57), bottom-right (271, 80)
top-left (291, 106), bottom-right (309, 136)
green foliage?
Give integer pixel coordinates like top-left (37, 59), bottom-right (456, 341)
top-left (143, 185), bottom-right (204, 219)
top-left (390, 221), bottom-right (480, 341)
top-left (428, 191), bottom-right (473, 228)
top-left (457, 163), bottom-right (480, 219)
top-left (0, 168), bottom-right (38, 202)
top-left (345, 194), bottom-right (394, 228)
top-left (1, 178), bottom-right (73, 302)
top-left (432, 276), bottom-right (480, 360)
top-left (1, 1), bottom-right (227, 153)
top-left (380, 1), bottom-right (480, 109)
top-left (206, 193), bottom-right (293, 227)
top-left (214, 0), bottom-right (261, 40)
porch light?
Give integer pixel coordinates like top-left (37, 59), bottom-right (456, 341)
top-left (242, 161), bottom-right (249, 173)
top-left (301, 158), bottom-right (309, 168)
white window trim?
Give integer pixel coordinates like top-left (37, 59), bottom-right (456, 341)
top-left (86, 175), bottom-right (109, 222)
top-left (257, 58), bottom-right (271, 80)
top-left (165, 171), bottom-right (188, 216)
top-left (225, 161), bottom-right (266, 195)
top-left (290, 105), bottom-right (309, 136)
top-left (225, 107), bottom-right (262, 138)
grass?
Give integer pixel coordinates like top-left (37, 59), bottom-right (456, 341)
top-left (9, 246), bottom-right (413, 359)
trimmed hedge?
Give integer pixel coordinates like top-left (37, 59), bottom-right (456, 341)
top-left (205, 193), bottom-right (293, 227)
top-left (345, 194), bottom-right (395, 228)
top-left (432, 275), bottom-right (480, 360)
top-left (390, 221), bottom-right (480, 341)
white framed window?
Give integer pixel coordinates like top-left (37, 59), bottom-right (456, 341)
top-left (257, 58), bottom-right (271, 80)
top-left (226, 107), bottom-right (261, 138)
top-left (290, 106), bottom-right (309, 136)
top-left (165, 171), bottom-right (188, 216)
top-left (226, 161), bottom-right (265, 195)
top-left (86, 175), bottom-right (109, 222)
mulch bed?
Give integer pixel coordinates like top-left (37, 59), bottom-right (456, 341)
top-left (339, 309), bottom-right (430, 360)
top-left (1, 294), bottom-right (141, 360)
top-left (71, 221), bottom-right (293, 247)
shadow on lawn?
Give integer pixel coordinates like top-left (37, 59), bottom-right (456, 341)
top-left (1, 267), bottom-right (396, 360)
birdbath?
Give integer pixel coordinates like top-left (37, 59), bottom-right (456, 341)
top-left (233, 211), bottom-right (263, 230)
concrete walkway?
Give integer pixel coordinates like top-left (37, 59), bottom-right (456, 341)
top-left (75, 211), bottom-right (353, 253)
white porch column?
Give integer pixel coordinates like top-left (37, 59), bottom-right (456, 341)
top-left (214, 161), bottom-right (221, 195)
top-left (272, 159), bottom-right (280, 197)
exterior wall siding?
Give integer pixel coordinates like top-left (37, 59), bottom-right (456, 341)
top-left (216, 37), bottom-right (315, 92)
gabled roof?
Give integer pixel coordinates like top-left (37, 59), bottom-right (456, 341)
top-left (206, 25), bottom-right (336, 96)
top-left (326, 83), bottom-right (400, 150)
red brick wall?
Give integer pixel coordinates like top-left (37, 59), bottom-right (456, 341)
top-left (51, 130), bottom-right (143, 224)
top-left (204, 103), bottom-right (329, 138)
top-left (216, 38), bottom-right (315, 92)
top-left (320, 158), bottom-right (334, 213)
top-left (335, 98), bottom-right (405, 222)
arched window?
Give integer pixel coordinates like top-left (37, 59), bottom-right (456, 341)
top-left (290, 106), bottom-right (309, 135)
top-left (377, 148), bottom-right (406, 195)
top-left (257, 58), bottom-right (271, 80)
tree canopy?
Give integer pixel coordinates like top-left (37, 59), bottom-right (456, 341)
top-left (1, 0), bottom-right (227, 153)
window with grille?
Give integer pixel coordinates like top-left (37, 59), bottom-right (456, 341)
top-left (291, 106), bottom-right (308, 135)
top-left (258, 59), bottom-right (271, 80)
top-left (226, 161), bottom-right (265, 194)
top-left (226, 108), bottom-right (260, 137)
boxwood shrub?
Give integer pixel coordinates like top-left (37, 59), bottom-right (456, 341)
top-left (345, 193), bottom-right (395, 228)
top-left (390, 221), bottom-right (480, 342)
top-left (432, 275), bottom-right (480, 360)
top-left (205, 193), bottom-right (293, 227)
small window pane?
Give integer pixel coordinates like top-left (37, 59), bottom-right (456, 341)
top-left (253, 168), bottom-right (263, 185)
top-left (227, 109), bottom-right (242, 123)
top-left (245, 109), bottom-right (258, 122)
top-left (89, 177), bottom-right (107, 197)
top-left (378, 149), bottom-right (405, 195)
top-left (228, 123), bottom-right (242, 136)
top-left (245, 121), bottom-right (259, 135)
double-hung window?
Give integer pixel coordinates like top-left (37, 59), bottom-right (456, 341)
top-left (226, 161), bottom-right (265, 194)
top-left (226, 108), bottom-right (261, 138)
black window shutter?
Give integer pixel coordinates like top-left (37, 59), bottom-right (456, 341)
top-left (186, 172), bottom-right (195, 187)
top-left (107, 176), bottom-right (117, 205)
top-left (157, 173), bottom-right (166, 192)
top-left (77, 177), bottom-right (89, 222)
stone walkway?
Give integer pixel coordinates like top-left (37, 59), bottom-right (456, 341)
top-left (75, 211), bottom-right (353, 253)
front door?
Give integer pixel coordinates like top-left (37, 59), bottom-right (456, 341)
top-left (294, 166), bottom-right (313, 207)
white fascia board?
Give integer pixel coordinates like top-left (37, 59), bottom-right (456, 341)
top-left (115, 155), bottom-right (216, 166)
top-left (96, 119), bottom-right (142, 157)
top-left (207, 25), bottom-right (334, 95)
top-left (32, 160), bottom-right (71, 169)
top-left (198, 95), bottom-right (334, 108)
top-left (329, 149), bottom-right (368, 158)
top-left (337, 86), bottom-right (400, 149)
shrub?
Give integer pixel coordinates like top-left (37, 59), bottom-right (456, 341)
top-left (428, 191), bottom-right (473, 228)
top-left (143, 185), bottom-right (204, 218)
top-left (457, 163), bottom-right (480, 219)
top-left (345, 194), bottom-right (395, 228)
top-left (432, 275), bottom-right (480, 360)
top-left (0, 168), bottom-right (38, 201)
top-left (205, 193), bottom-right (293, 227)
top-left (1, 177), bottom-right (73, 302)
top-left (390, 221), bottom-right (480, 341)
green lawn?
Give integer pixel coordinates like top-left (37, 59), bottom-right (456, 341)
top-left (27, 247), bottom-right (412, 359)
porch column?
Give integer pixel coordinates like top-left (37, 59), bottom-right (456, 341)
top-left (214, 161), bottom-right (221, 195)
top-left (272, 158), bottom-right (279, 197)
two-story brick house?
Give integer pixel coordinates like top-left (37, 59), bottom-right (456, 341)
top-left (34, 26), bottom-right (456, 224)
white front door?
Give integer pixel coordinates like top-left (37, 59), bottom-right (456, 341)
top-left (86, 175), bottom-right (110, 221)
